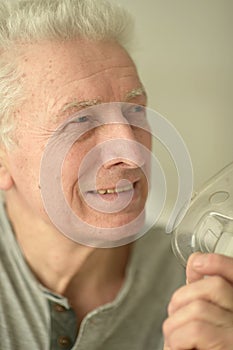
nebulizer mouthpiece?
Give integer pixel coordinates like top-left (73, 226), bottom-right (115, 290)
top-left (172, 162), bottom-right (233, 266)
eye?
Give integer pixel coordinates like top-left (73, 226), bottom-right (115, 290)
top-left (72, 115), bottom-right (90, 123)
top-left (123, 103), bottom-right (149, 130)
top-left (131, 105), bottom-right (145, 113)
top-left (123, 104), bottom-right (146, 121)
top-left (62, 115), bottom-right (92, 134)
top-left (124, 104), bottom-right (146, 116)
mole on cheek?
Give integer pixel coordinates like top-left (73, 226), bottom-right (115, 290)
top-left (48, 60), bottom-right (53, 69)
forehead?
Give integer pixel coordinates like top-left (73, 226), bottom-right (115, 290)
top-left (19, 39), bottom-right (143, 102)
top-left (15, 39), bottom-right (146, 129)
top-left (16, 39), bottom-right (146, 128)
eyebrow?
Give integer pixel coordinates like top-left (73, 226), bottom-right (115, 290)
top-left (60, 99), bottom-right (101, 114)
top-left (125, 87), bottom-right (147, 102)
top-left (58, 86), bottom-right (147, 118)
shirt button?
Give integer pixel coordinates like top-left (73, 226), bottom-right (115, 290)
top-left (58, 336), bottom-right (71, 348)
top-left (53, 303), bottom-right (66, 312)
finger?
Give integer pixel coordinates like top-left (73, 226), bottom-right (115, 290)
top-left (165, 300), bottom-right (233, 333)
top-left (163, 320), bottom-right (233, 350)
top-left (187, 253), bottom-right (233, 284)
top-left (168, 276), bottom-right (233, 315)
top-left (186, 252), bottom-right (206, 283)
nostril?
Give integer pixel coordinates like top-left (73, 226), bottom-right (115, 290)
top-left (103, 158), bottom-right (140, 170)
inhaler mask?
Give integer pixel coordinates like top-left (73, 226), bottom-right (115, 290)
top-left (172, 162), bottom-right (233, 266)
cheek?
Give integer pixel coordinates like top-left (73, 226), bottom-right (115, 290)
top-left (134, 128), bottom-right (152, 150)
top-left (8, 145), bottom-right (42, 195)
top-left (61, 139), bottom-right (93, 191)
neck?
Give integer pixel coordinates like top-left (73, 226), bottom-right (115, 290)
top-left (5, 194), bottom-right (132, 298)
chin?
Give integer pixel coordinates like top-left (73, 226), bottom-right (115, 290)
top-left (81, 202), bottom-right (146, 229)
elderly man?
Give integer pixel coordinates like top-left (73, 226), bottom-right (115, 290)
top-left (0, 0), bottom-right (232, 349)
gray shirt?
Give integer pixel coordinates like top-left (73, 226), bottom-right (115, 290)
top-left (0, 201), bottom-right (185, 350)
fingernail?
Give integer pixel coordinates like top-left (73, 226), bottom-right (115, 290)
top-left (192, 253), bottom-right (208, 268)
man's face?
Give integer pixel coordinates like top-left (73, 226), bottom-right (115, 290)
top-left (4, 39), bottom-right (151, 234)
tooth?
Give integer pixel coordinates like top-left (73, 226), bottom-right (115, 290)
top-left (96, 184), bottom-right (133, 195)
top-left (98, 190), bottom-right (107, 195)
top-left (116, 187), bottom-right (125, 193)
top-left (116, 185), bottom-right (133, 193)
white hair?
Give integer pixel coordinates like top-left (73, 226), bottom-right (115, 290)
top-left (0, 0), bottom-right (134, 147)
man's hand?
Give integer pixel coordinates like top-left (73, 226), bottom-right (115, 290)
top-left (163, 252), bottom-right (233, 350)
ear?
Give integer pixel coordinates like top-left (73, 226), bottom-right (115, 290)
top-left (0, 150), bottom-right (14, 191)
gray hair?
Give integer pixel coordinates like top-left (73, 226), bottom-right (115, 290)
top-left (0, 0), bottom-right (134, 148)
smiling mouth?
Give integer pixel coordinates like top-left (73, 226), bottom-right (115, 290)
top-left (81, 179), bottom-right (143, 209)
top-left (92, 183), bottom-right (134, 195)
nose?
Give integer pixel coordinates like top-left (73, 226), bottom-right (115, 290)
top-left (96, 122), bottom-right (146, 170)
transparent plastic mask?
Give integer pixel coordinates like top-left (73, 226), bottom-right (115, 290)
top-left (172, 162), bottom-right (233, 266)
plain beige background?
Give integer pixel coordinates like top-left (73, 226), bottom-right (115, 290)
top-left (112, 0), bottom-right (233, 223)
